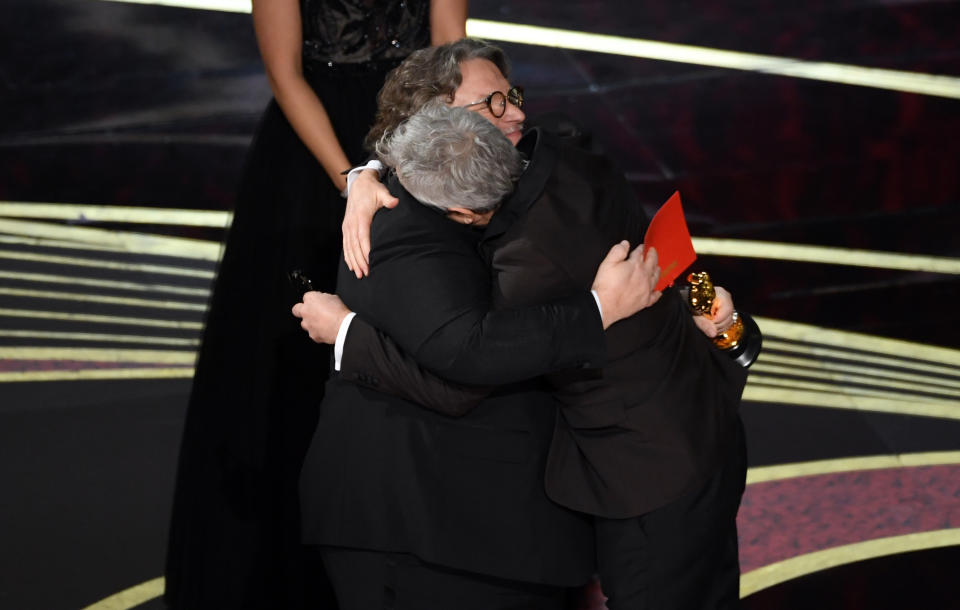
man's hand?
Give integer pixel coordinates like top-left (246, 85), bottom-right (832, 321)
top-left (291, 291), bottom-right (352, 344)
top-left (592, 241), bottom-right (661, 329)
top-left (342, 169), bottom-right (399, 278)
top-left (691, 285), bottom-right (734, 338)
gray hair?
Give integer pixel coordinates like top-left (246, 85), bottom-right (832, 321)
top-left (376, 102), bottom-right (524, 214)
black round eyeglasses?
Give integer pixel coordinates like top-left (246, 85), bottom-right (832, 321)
top-left (463, 86), bottom-right (524, 118)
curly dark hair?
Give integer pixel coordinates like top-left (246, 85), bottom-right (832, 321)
top-left (363, 38), bottom-right (510, 151)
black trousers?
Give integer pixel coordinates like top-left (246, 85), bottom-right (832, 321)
top-left (319, 547), bottom-right (569, 610)
top-left (594, 419), bottom-right (748, 610)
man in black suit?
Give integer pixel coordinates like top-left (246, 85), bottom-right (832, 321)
top-left (297, 39), bottom-right (748, 610)
top-left (295, 102), bottom-right (664, 609)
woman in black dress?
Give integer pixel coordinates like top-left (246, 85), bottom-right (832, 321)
top-left (164, 2), bottom-right (466, 608)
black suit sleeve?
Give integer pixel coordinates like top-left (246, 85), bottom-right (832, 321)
top-left (415, 290), bottom-right (606, 386)
top-left (347, 277), bottom-right (606, 387)
top-left (339, 317), bottom-right (490, 416)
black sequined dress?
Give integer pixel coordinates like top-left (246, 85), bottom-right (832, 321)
top-left (164, 2), bottom-right (430, 608)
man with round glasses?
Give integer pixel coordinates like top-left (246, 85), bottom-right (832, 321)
top-left (463, 85), bottom-right (525, 118)
top-left (298, 38), bottom-right (747, 610)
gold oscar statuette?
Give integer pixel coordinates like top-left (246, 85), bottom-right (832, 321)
top-left (684, 271), bottom-right (762, 367)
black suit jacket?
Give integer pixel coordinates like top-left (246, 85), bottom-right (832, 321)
top-left (299, 175), bottom-right (607, 586)
top-left (486, 129), bottom-right (747, 517)
top-left (340, 129), bottom-right (748, 519)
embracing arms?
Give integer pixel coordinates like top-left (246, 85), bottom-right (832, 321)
top-left (293, 239), bottom-right (663, 411)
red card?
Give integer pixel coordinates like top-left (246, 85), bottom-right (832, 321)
top-left (643, 191), bottom-right (697, 291)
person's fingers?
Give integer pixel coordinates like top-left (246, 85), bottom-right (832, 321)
top-left (710, 300), bottom-right (733, 331)
top-left (344, 238), bottom-right (355, 274)
top-left (692, 313), bottom-right (717, 337)
top-left (373, 184), bottom-right (396, 210)
top-left (357, 225), bottom-right (371, 276)
top-left (291, 303), bottom-right (302, 318)
top-left (344, 250), bottom-right (354, 274)
top-left (644, 246), bottom-right (658, 267)
top-left (351, 255), bottom-right (363, 279)
top-left (714, 287), bottom-right (733, 316)
top-left (601, 240), bottom-right (630, 265)
top-left (352, 243), bottom-right (365, 277)
top-left (345, 235), bottom-right (364, 279)
top-left (343, 234), bottom-right (356, 273)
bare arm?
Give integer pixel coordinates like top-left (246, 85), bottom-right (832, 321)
top-left (252, 0), bottom-right (350, 192)
top-left (430, 0), bottom-right (468, 44)
top-left (341, 2), bottom-right (467, 276)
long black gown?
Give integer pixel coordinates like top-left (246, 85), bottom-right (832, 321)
top-left (164, 2), bottom-right (430, 608)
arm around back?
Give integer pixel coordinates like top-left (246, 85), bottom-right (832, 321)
top-left (336, 196), bottom-right (607, 387)
top-left (340, 317), bottom-right (490, 416)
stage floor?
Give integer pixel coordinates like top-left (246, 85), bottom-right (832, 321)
top-left (1, 0), bottom-right (958, 608)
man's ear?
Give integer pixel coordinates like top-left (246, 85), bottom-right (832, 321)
top-left (446, 207), bottom-right (481, 225)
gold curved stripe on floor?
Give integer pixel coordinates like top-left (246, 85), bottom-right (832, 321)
top-left (0, 270), bottom-right (210, 297)
top-left (741, 529), bottom-right (960, 597)
top-left (0, 368), bottom-right (193, 383)
top-left (6, 204), bottom-right (959, 274)
top-left (77, 530), bottom-right (960, 608)
top-left (0, 308), bottom-right (203, 330)
top-left (0, 287), bottom-right (207, 311)
top-left (0, 233), bottom-right (139, 254)
top-left (746, 375), bottom-right (958, 408)
top-left (0, 249), bottom-right (214, 279)
top-left (80, 576), bottom-right (164, 610)
top-left (0, 329), bottom-right (199, 346)
top-left (0, 218), bottom-right (221, 261)
top-left (0, 347), bottom-right (195, 364)
top-left (95, 2), bottom-right (960, 99)
top-left (757, 317), bottom-right (960, 367)
top-left (695, 238), bottom-right (960, 274)
top-left (746, 451), bottom-right (960, 485)
top-left (0, 201), bottom-right (231, 228)
top-left (757, 352), bottom-right (960, 391)
top-left (742, 385), bottom-right (960, 421)
top-left (761, 338), bottom-right (960, 379)
top-left (750, 361), bottom-right (960, 398)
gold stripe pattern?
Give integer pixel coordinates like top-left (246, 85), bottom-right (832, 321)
top-left (740, 529), bottom-right (960, 597)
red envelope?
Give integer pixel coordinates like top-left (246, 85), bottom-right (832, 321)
top-left (643, 191), bottom-right (697, 291)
